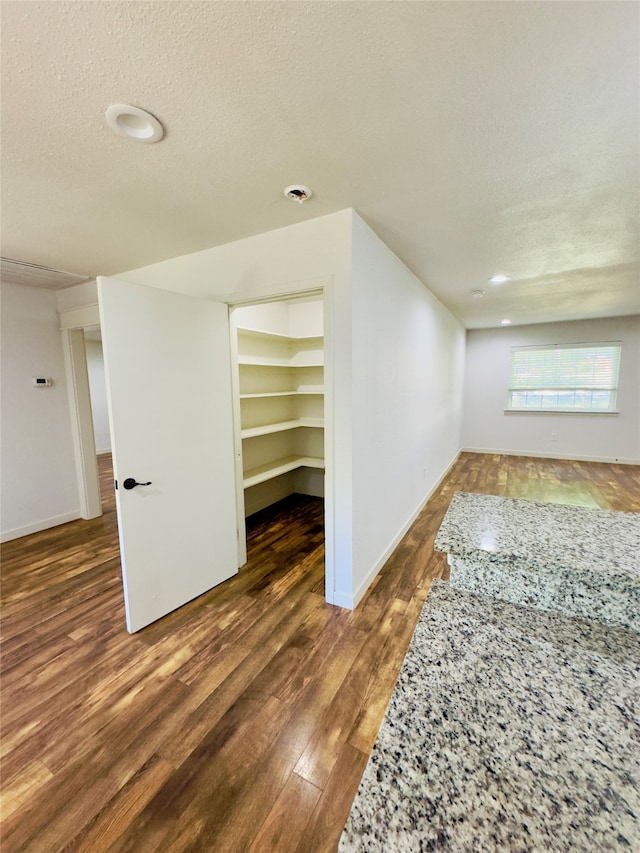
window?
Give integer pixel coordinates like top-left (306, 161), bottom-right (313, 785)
top-left (508, 342), bottom-right (621, 413)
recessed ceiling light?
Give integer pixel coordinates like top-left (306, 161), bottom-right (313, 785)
top-left (284, 185), bottom-right (313, 203)
top-left (105, 104), bottom-right (164, 143)
top-left (500, 319), bottom-right (512, 325)
top-left (489, 274), bottom-right (510, 285)
top-left (470, 289), bottom-right (485, 299)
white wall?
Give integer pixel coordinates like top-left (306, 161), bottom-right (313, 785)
top-left (289, 299), bottom-right (324, 337)
top-left (349, 215), bottom-right (466, 604)
top-left (462, 315), bottom-right (640, 463)
top-left (57, 279), bottom-right (98, 313)
top-left (84, 338), bottom-right (111, 453)
top-left (232, 301), bottom-right (291, 336)
top-left (1, 281), bottom-right (80, 540)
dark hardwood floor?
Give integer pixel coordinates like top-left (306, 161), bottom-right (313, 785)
top-left (1, 453), bottom-right (639, 851)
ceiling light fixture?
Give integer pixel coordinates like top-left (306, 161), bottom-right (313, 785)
top-left (489, 274), bottom-right (510, 285)
top-left (105, 104), bottom-right (164, 143)
top-left (500, 319), bottom-right (512, 326)
top-left (284, 185), bottom-right (313, 203)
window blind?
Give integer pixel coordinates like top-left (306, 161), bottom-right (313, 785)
top-left (508, 342), bottom-right (621, 412)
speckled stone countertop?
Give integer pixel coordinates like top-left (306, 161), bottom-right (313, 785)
top-left (339, 581), bottom-right (640, 852)
top-left (434, 492), bottom-right (640, 580)
top-left (433, 493), bottom-right (640, 631)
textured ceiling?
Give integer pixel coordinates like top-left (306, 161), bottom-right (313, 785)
top-left (1, 0), bottom-right (638, 328)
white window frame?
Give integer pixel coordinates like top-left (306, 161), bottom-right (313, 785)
top-left (507, 342), bottom-right (622, 414)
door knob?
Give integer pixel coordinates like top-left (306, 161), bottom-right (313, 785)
top-left (123, 478), bottom-right (152, 490)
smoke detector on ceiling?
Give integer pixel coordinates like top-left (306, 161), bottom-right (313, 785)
top-left (284, 185), bottom-right (313, 203)
top-left (470, 290), bottom-right (485, 300)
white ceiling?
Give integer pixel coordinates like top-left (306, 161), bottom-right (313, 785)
top-left (1, 0), bottom-right (638, 329)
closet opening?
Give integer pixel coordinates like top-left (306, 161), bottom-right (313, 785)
top-left (230, 290), bottom-right (326, 587)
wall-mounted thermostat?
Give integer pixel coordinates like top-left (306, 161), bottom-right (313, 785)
top-left (32, 377), bottom-right (53, 387)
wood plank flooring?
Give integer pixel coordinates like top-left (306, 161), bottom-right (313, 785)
top-left (1, 453), bottom-right (639, 852)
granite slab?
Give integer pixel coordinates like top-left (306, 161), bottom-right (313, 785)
top-left (339, 581), bottom-right (640, 853)
top-left (449, 554), bottom-right (640, 631)
top-left (434, 493), bottom-right (640, 631)
top-left (434, 493), bottom-right (640, 580)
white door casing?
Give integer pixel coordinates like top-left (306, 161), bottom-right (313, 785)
top-left (98, 275), bottom-right (238, 633)
top-left (60, 327), bottom-right (102, 520)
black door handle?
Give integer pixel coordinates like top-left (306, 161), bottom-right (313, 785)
top-left (123, 478), bottom-right (152, 490)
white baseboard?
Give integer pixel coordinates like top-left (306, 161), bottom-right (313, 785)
top-left (336, 450), bottom-right (462, 611)
top-left (462, 447), bottom-right (640, 465)
top-left (1, 511), bottom-right (81, 543)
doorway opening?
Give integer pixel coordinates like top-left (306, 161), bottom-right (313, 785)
top-left (83, 326), bottom-right (111, 511)
top-left (61, 277), bottom-right (335, 629)
top-left (230, 291), bottom-right (327, 594)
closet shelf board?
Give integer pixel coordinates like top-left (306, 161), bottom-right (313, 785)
top-left (241, 419), bottom-right (324, 439)
top-left (238, 359), bottom-right (324, 367)
top-left (237, 327), bottom-right (323, 344)
top-left (239, 390), bottom-right (324, 399)
top-left (243, 455), bottom-right (325, 489)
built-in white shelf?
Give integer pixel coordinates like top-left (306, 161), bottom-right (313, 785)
top-left (243, 455), bottom-right (325, 489)
top-left (237, 327), bottom-right (323, 344)
top-left (241, 418), bottom-right (324, 440)
top-left (239, 390), bottom-right (324, 399)
top-left (235, 304), bottom-right (325, 512)
top-left (238, 358), bottom-right (324, 367)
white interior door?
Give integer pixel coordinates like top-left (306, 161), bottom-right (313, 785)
top-left (98, 276), bottom-right (238, 633)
